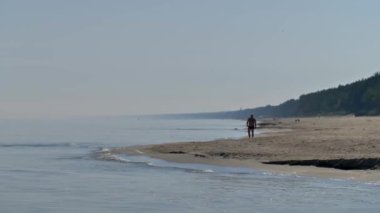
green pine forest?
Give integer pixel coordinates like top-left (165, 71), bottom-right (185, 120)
top-left (269, 72), bottom-right (380, 117)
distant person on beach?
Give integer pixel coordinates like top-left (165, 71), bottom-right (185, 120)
top-left (246, 114), bottom-right (257, 138)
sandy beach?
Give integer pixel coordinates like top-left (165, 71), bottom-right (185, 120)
top-left (111, 116), bottom-right (380, 183)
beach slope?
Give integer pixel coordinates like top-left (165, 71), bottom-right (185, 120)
top-left (111, 117), bottom-right (380, 182)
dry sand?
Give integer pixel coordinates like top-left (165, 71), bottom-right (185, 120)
top-left (111, 116), bottom-right (380, 183)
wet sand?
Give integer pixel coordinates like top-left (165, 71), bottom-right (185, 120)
top-left (111, 116), bottom-right (380, 183)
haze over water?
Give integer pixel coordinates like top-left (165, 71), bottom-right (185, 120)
top-left (2, 0), bottom-right (380, 118)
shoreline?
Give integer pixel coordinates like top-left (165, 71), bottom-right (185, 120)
top-left (111, 116), bottom-right (380, 183)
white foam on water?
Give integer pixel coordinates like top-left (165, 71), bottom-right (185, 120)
top-left (135, 149), bottom-right (144, 154)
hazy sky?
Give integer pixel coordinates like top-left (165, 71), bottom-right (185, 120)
top-left (1, 0), bottom-right (380, 118)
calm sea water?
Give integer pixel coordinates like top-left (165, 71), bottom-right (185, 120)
top-left (0, 117), bottom-right (379, 212)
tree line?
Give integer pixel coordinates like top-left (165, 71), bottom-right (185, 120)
top-left (154, 73), bottom-right (380, 119)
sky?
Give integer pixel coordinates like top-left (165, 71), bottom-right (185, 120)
top-left (1, 0), bottom-right (380, 118)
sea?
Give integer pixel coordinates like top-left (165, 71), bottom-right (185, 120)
top-left (0, 117), bottom-right (379, 212)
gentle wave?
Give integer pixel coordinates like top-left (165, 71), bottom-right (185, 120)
top-left (173, 128), bottom-right (242, 131)
top-left (0, 142), bottom-right (92, 148)
top-left (94, 148), bottom-right (214, 173)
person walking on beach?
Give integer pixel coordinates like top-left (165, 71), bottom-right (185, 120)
top-left (246, 114), bottom-right (257, 138)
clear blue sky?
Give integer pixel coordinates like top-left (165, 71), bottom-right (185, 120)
top-left (1, 0), bottom-right (380, 118)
